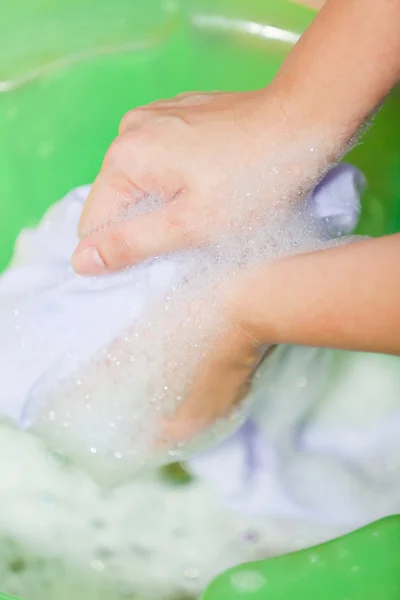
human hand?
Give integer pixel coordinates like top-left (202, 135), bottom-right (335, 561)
top-left (158, 275), bottom-right (268, 444)
top-left (71, 85), bottom-right (330, 275)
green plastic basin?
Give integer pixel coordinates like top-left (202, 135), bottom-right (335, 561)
top-left (0, 1), bottom-right (399, 599)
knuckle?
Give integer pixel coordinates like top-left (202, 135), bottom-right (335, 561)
top-left (166, 210), bottom-right (191, 237)
top-left (101, 228), bottom-right (135, 268)
top-left (103, 136), bottom-right (129, 167)
top-left (103, 131), bottom-right (145, 169)
top-left (118, 112), bottom-right (133, 135)
top-left (119, 108), bottom-right (148, 134)
top-left (166, 210), bottom-right (205, 246)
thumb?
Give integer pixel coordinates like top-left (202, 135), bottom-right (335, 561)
top-left (72, 204), bottom-right (199, 275)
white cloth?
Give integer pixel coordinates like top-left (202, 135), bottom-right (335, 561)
top-left (0, 164), bottom-right (365, 486)
top-left (189, 347), bottom-right (400, 527)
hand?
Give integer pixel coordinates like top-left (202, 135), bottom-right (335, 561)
top-left (71, 85), bottom-right (326, 275)
top-left (159, 276), bottom-right (268, 444)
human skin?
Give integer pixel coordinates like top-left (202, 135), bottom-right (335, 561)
top-left (72, 0), bottom-right (400, 441)
top-left (292, 0), bottom-right (327, 9)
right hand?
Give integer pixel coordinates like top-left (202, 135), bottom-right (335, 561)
top-left (71, 84), bottom-right (327, 276)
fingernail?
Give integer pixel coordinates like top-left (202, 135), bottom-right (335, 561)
top-left (72, 246), bottom-right (105, 275)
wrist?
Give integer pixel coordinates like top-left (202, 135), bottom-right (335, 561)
top-left (225, 265), bottom-right (276, 347)
top-left (253, 81), bottom-right (349, 203)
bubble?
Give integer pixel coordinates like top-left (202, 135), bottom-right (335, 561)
top-left (184, 567), bottom-right (199, 579)
top-left (242, 530), bottom-right (258, 544)
top-left (230, 570), bottom-right (266, 592)
top-left (90, 560), bottom-right (105, 572)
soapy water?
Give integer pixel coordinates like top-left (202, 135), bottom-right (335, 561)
top-left (1, 348), bottom-right (400, 600)
top-left (0, 422), bottom-right (346, 600)
top-left (0, 164), bottom-right (363, 484)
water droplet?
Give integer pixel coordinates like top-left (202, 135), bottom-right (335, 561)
top-left (230, 570), bottom-right (266, 592)
top-left (372, 530), bottom-right (380, 538)
top-left (242, 530), bottom-right (258, 544)
top-left (184, 567), bottom-right (199, 579)
top-left (90, 560), bottom-right (105, 572)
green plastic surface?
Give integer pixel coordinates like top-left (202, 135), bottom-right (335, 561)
top-left (0, 1), bottom-right (400, 599)
top-left (203, 516), bottom-right (400, 600)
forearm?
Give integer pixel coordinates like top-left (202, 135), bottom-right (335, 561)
top-left (240, 235), bottom-right (400, 355)
top-left (275, 0), bottom-right (400, 144)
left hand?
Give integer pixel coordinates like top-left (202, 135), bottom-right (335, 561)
top-left (159, 275), bottom-right (268, 444)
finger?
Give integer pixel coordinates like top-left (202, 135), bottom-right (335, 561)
top-left (78, 169), bottom-right (147, 238)
top-left (119, 92), bottom-right (223, 134)
top-left (72, 201), bottom-right (201, 275)
top-left (78, 133), bottom-right (154, 236)
top-left (78, 131), bottom-right (182, 239)
top-left (118, 107), bottom-right (159, 135)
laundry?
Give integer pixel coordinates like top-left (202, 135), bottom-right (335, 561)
top-left (189, 346), bottom-right (400, 527)
top-left (0, 164), bottom-right (364, 485)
